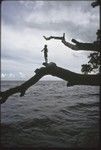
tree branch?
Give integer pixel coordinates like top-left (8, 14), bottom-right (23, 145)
top-left (91, 0), bottom-right (101, 7)
top-left (43, 33), bottom-right (100, 52)
top-left (0, 62), bottom-right (100, 104)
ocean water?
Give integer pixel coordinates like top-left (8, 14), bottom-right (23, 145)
top-left (1, 81), bottom-right (100, 148)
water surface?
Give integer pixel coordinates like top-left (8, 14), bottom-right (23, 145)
top-left (1, 81), bottom-right (99, 148)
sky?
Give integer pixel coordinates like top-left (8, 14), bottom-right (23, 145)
top-left (1, 0), bottom-right (99, 80)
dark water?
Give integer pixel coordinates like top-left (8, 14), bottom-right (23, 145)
top-left (1, 81), bottom-right (100, 148)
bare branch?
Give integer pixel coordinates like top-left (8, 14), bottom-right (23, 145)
top-left (0, 62), bottom-right (100, 104)
top-left (43, 33), bottom-right (100, 52)
top-left (43, 36), bottom-right (63, 40)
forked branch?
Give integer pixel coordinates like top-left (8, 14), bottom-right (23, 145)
top-left (43, 33), bottom-right (100, 52)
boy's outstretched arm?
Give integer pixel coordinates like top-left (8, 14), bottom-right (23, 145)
top-left (41, 49), bottom-right (44, 52)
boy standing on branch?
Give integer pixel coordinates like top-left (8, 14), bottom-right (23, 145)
top-left (41, 45), bottom-right (48, 63)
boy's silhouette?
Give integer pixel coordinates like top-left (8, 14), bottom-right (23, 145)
top-left (41, 45), bottom-right (48, 63)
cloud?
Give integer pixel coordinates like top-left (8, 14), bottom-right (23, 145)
top-left (1, 73), bottom-right (6, 78)
top-left (19, 72), bottom-right (26, 79)
top-left (1, 1), bottom-right (99, 80)
top-left (1, 1), bottom-right (98, 43)
top-left (9, 73), bottom-right (15, 78)
top-left (2, 1), bottom-right (99, 31)
top-left (1, 73), bottom-right (15, 80)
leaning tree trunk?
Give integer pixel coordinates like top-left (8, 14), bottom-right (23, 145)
top-left (0, 62), bottom-right (100, 104)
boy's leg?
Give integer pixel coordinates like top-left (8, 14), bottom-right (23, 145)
top-left (45, 57), bottom-right (47, 63)
top-left (45, 53), bottom-right (48, 63)
top-left (46, 57), bottom-right (48, 63)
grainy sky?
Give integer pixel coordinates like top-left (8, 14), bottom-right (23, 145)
top-left (1, 0), bottom-right (99, 80)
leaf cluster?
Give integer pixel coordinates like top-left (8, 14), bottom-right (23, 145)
top-left (81, 52), bottom-right (100, 74)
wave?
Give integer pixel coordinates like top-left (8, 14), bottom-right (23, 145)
top-left (16, 117), bottom-right (56, 129)
top-left (68, 102), bottom-right (99, 109)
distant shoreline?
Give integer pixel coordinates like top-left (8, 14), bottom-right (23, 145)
top-left (1, 80), bottom-right (63, 82)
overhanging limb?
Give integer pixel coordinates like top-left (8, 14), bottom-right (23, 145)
top-left (43, 33), bottom-right (101, 52)
top-left (0, 62), bottom-right (100, 104)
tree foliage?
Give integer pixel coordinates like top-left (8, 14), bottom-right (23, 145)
top-left (81, 52), bottom-right (100, 74)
